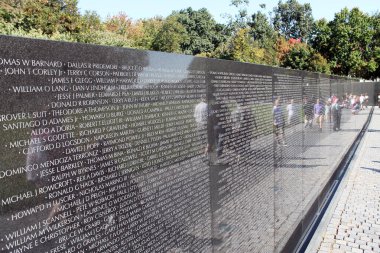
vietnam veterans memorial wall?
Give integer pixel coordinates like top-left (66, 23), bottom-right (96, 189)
top-left (0, 35), bottom-right (369, 253)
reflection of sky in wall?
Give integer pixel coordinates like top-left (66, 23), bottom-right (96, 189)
top-left (136, 52), bottom-right (194, 85)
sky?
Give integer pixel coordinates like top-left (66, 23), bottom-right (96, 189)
top-left (77, 0), bottom-right (380, 23)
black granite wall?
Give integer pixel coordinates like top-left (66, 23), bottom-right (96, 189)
top-left (0, 35), bottom-right (371, 253)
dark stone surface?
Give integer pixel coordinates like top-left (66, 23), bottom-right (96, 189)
top-left (0, 35), bottom-right (370, 253)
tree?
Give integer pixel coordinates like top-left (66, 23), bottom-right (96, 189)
top-left (20, 0), bottom-right (81, 35)
top-left (0, 0), bottom-right (23, 23)
top-left (170, 7), bottom-right (227, 55)
top-left (281, 42), bottom-right (330, 73)
top-left (308, 18), bottom-right (331, 58)
top-left (133, 17), bottom-right (164, 49)
top-left (327, 8), bottom-right (375, 77)
top-left (370, 13), bottom-right (380, 79)
top-left (281, 42), bottom-right (310, 69)
top-left (81, 11), bottom-right (103, 32)
top-left (229, 28), bottom-right (266, 64)
top-left (76, 10), bottom-right (104, 43)
top-left (309, 52), bottom-right (330, 74)
top-left (248, 9), bottom-right (278, 65)
top-left (230, 0), bottom-right (250, 29)
top-left (309, 8), bottom-right (380, 78)
top-left (273, 0), bottom-right (313, 40)
top-left (152, 16), bottom-right (189, 53)
top-left (104, 12), bottom-right (133, 35)
top-left (249, 10), bottom-right (276, 47)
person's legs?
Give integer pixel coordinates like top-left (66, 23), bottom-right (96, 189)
top-left (319, 115), bottom-right (323, 131)
top-left (333, 113), bottom-right (338, 131)
top-left (337, 114), bottom-right (341, 130)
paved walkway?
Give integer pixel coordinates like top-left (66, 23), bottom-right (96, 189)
top-left (307, 107), bottom-right (380, 253)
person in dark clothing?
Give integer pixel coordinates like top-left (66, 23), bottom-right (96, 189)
top-left (208, 97), bottom-right (228, 160)
top-left (332, 97), bottom-right (342, 131)
top-left (303, 97), bottom-right (314, 128)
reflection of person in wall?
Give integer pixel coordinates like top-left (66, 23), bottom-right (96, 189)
top-left (324, 99), bottom-right (332, 123)
top-left (286, 98), bottom-right (296, 126)
top-left (314, 98), bottom-right (324, 132)
top-left (230, 100), bottom-right (242, 155)
top-left (231, 98), bottom-right (257, 155)
top-left (303, 96), bottom-right (314, 128)
top-left (194, 95), bottom-right (209, 156)
top-left (351, 97), bottom-right (361, 115)
top-left (364, 93), bottom-right (369, 109)
top-left (332, 97), bottom-right (342, 131)
top-left (26, 109), bottom-right (66, 230)
top-left (209, 96), bottom-right (227, 160)
top-left (231, 100), bottom-right (242, 132)
top-left (90, 139), bottom-right (144, 252)
top-left (359, 94), bottom-right (365, 110)
top-left (240, 99), bottom-right (257, 151)
top-left (273, 98), bottom-right (287, 146)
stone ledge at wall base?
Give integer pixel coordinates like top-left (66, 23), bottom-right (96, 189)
top-left (0, 35), bottom-right (373, 253)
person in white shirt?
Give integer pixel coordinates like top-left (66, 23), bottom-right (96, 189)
top-left (286, 99), bottom-right (295, 126)
top-left (359, 94), bottom-right (365, 110)
top-left (194, 95), bottom-right (209, 156)
top-left (194, 95), bottom-right (208, 127)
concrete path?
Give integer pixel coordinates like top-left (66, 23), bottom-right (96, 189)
top-left (307, 107), bottom-right (380, 253)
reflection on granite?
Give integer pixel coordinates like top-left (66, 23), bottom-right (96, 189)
top-left (0, 35), bottom-right (371, 253)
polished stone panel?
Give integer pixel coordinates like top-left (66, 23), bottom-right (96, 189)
top-left (0, 35), bottom-right (368, 253)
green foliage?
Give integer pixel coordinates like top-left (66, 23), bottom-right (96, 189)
top-left (282, 43), bottom-right (311, 69)
top-left (0, 1), bottom-right (23, 24)
top-left (152, 16), bottom-right (189, 53)
top-left (248, 10), bottom-right (278, 65)
top-left (370, 14), bottom-right (380, 79)
top-left (309, 8), bottom-right (380, 79)
top-left (133, 17), bottom-right (163, 49)
top-left (221, 0), bottom-right (251, 36)
top-left (309, 19), bottom-right (331, 58)
top-left (80, 11), bottom-right (103, 33)
top-left (0, 0), bottom-right (379, 79)
top-left (229, 28), bottom-right (266, 64)
top-left (207, 41), bottom-right (233, 60)
top-left (273, 0), bottom-right (313, 40)
top-left (320, 8), bottom-right (375, 78)
top-left (104, 12), bottom-right (132, 35)
top-left (170, 8), bottom-right (227, 55)
top-left (249, 11), bottom-right (276, 48)
top-left (75, 10), bottom-right (104, 43)
top-left (79, 30), bottom-right (133, 47)
top-left (309, 52), bottom-right (331, 74)
top-left (230, 0), bottom-right (250, 29)
top-left (20, 0), bottom-right (82, 35)
top-left (281, 42), bottom-right (330, 74)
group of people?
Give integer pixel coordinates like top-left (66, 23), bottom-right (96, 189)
top-left (303, 95), bottom-right (346, 132)
top-left (194, 95), bottom-right (257, 162)
top-left (273, 94), bottom-right (352, 146)
top-left (194, 92), bottom-right (358, 156)
top-left (302, 96), bottom-right (336, 131)
top-left (341, 93), bottom-right (369, 114)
